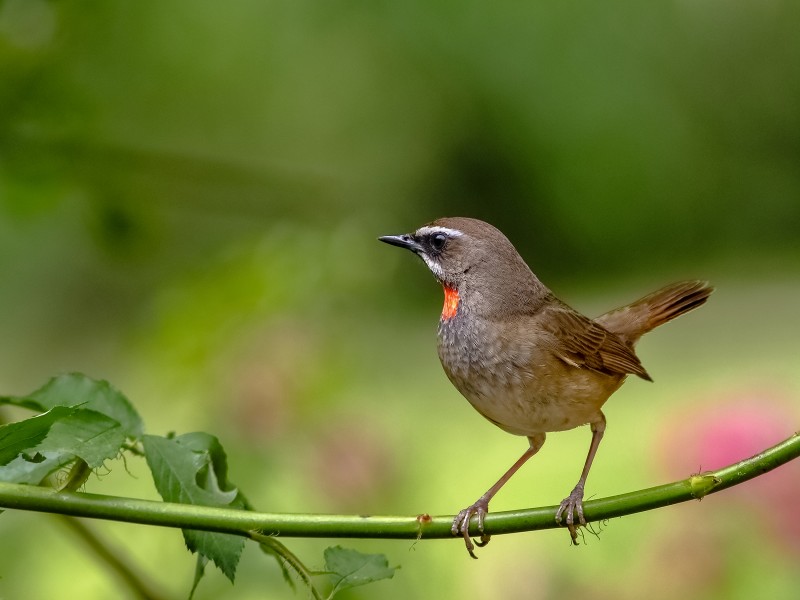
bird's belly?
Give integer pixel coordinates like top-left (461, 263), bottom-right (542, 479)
top-left (437, 320), bottom-right (623, 436)
top-left (458, 372), bottom-right (616, 435)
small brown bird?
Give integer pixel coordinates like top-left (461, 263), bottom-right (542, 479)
top-left (379, 217), bottom-right (712, 557)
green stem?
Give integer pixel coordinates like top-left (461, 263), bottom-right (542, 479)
top-left (56, 515), bottom-right (171, 600)
top-left (250, 532), bottom-right (324, 600)
top-left (0, 433), bottom-right (798, 540)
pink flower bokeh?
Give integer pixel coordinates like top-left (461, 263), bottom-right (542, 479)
top-left (657, 386), bottom-right (800, 554)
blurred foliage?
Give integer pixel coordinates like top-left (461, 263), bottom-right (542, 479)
top-left (0, 0), bottom-right (798, 599)
top-left (2, 0), bottom-right (799, 279)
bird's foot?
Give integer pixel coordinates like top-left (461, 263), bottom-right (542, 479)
top-left (555, 482), bottom-right (587, 544)
top-left (451, 499), bottom-right (492, 559)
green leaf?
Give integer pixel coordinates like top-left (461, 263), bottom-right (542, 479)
top-left (0, 373), bottom-right (143, 438)
top-left (323, 546), bottom-right (396, 599)
top-left (0, 376), bottom-right (139, 485)
top-left (0, 450), bottom-right (75, 484)
top-left (142, 433), bottom-right (245, 583)
top-left (0, 406), bottom-right (75, 466)
top-left (170, 432), bottom-right (241, 505)
top-left (0, 406), bottom-right (126, 484)
top-left (36, 409), bottom-right (126, 468)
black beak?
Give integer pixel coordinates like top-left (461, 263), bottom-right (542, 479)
top-left (378, 234), bottom-right (421, 253)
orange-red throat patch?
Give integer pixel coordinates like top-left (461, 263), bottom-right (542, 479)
top-left (441, 285), bottom-right (459, 320)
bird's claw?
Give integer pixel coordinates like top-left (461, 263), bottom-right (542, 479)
top-left (451, 500), bottom-right (492, 558)
top-left (555, 483), bottom-right (587, 544)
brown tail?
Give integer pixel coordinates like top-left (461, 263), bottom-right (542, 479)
top-left (596, 280), bottom-right (714, 345)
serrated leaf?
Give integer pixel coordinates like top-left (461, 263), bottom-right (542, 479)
top-left (142, 434), bottom-right (239, 507)
top-left (36, 409), bottom-right (125, 468)
top-left (142, 433), bottom-right (245, 583)
top-left (0, 406), bottom-right (124, 484)
top-left (0, 373), bottom-right (143, 438)
top-left (169, 432), bottom-right (241, 504)
top-left (0, 406), bottom-right (75, 466)
top-left (185, 529), bottom-right (244, 585)
top-left (324, 546), bottom-right (396, 598)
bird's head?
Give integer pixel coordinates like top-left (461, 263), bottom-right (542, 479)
top-left (379, 217), bottom-right (542, 319)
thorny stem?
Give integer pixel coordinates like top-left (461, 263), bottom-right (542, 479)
top-left (0, 433), bottom-right (798, 541)
top-left (250, 532), bottom-right (325, 600)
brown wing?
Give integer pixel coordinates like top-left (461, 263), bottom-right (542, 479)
top-left (540, 303), bottom-right (652, 381)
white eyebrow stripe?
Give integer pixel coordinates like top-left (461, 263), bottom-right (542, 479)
top-left (415, 226), bottom-right (464, 237)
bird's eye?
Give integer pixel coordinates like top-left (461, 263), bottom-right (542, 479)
top-left (431, 233), bottom-right (447, 252)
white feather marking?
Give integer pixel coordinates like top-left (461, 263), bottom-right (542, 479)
top-left (415, 226), bottom-right (464, 238)
top-left (421, 254), bottom-right (444, 279)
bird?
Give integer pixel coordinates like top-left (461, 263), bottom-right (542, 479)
top-left (378, 217), bottom-right (713, 558)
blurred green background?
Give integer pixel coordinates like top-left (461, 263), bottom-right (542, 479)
top-left (1, 0), bottom-right (799, 598)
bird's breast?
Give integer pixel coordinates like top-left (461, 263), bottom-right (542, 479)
top-left (437, 313), bottom-right (622, 436)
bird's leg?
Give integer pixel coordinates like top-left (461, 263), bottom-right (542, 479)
top-left (556, 413), bottom-right (606, 543)
top-left (452, 433), bottom-right (546, 558)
